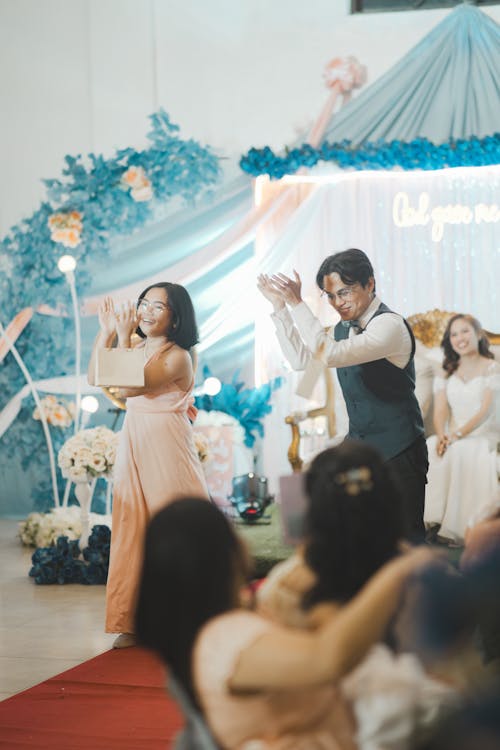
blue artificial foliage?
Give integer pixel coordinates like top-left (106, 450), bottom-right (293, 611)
top-left (0, 110), bottom-right (221, 511)
top-left (239, 133), bottom-right (500, 179)
top-left (194, 366), bottom-right (283, 448)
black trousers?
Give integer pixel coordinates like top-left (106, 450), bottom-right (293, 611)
top-left (387, 435), bottom-right (428, 544)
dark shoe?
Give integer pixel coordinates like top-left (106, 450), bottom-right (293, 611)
top-left (425, 524), bottom-right (440, 543)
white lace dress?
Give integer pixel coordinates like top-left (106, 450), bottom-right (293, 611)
top-left (424, 361), bottom-right (500, 540)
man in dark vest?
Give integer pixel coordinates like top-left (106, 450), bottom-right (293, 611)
top-left (258, 248), bottom-right (427, 542)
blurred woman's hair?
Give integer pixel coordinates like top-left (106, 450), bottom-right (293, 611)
top-left (135, 498), bottom-right (249, 705)
top-left (303, 440), bottom-right (404, 608)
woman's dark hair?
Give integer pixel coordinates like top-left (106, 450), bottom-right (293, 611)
top-left (316, 249), bottom-right (375, 292)
top-left (441, 313), bottom-right (493, 377)
top-left (303, 440), bottom-right (403, 608)
top-left (136, 282), bottom-right (199, 350)
top-left (135, 498), bottom-right (248, 706)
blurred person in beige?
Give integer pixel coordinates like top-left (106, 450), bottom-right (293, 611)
top-left (258, 443), bottom-right (482, 750)
top-left (136, 497), bottom-right (436, 750)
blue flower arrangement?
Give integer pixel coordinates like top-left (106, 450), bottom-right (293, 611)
top-left (194, 367), bottom-right (283, 448)
top-left (29, 524), bottom-right (111, 585)
top-left (239, 134), bottom-right (500, 179)
top-left (0, 110), bottom-right (221, 511)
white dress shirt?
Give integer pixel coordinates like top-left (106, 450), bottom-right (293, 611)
top-left (271, 295), bottom-right (412, 371)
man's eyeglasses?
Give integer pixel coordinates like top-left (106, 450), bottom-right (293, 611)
top-left (137, 299), bottom-right (168, 314)
top-left (321, 285), bottom-right (358, 302)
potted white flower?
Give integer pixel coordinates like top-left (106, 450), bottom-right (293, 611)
top-left (57, 426), bottom-right (119, 549)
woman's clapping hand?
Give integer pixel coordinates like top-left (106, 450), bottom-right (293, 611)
top-left (98, 296), bottom-right (117, 337)
top-left (115, 301), bottom-right (138, 346)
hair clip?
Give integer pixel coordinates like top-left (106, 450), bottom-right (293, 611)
top-left (335, 466), bottom-right (373, 496)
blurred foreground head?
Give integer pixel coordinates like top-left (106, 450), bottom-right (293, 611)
top-left (135, 497), bottom-right (251, 702)
top-left (303, 440), bottom-right (404, 607)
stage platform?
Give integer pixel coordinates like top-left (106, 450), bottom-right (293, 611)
top-left (234, 503), bottom-right (294, 578)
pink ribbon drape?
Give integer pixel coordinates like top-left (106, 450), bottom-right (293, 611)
top-left (0, 307), bottom-right (34, 363)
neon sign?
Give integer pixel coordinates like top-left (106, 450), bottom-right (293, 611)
top-left (392, 192), bottom-right (500, 242)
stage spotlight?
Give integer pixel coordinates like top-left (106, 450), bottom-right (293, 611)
top-left (57, 254), bottom-right (77, 274)
top-left (203, 376), bottom-right (222, 396)
top-left (228, 473), bottom-right (274, 523)
top-left (81, 395), bottom-right (99, 414)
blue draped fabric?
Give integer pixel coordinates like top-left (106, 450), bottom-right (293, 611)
top-left (322, 5), bottom-right (500, 145)
top-left (79, 173), bottom-right (256, 379)
top-left (86, 174), bottom-right (253, 296)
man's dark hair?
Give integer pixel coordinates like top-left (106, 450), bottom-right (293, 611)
top-left (316, 249), bottom-right (375, 292)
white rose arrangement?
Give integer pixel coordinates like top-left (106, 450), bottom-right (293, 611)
top-left (19, 506), bottom-right (111, 548)
top-left (57, 426), bottom-right (119, 484)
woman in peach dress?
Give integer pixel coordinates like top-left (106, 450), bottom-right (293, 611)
top-left (136, 497), bottom-right (436, 750)
top-left (88, 282), bottom-right (209, 648)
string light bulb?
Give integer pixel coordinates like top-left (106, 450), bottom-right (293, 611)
top-left (57, 255), bottom-right (77, 274)
top-left (203, 376), bottom-right (222, 396)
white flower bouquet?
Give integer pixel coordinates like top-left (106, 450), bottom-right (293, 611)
top-left (19, 506), bottom-right (111, 548)
top-left (57, 426), bottom-right (119, 483)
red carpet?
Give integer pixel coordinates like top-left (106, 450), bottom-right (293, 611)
top-left (0, 647), bottom-right (183, 749)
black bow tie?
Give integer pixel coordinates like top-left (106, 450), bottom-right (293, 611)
top-left (342, 319), bottom-right (363, 333)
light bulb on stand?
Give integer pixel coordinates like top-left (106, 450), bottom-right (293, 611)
top-left (203, 376), bottom-right (222, 396)
top-left (57, 253), bottom-right (81, 437)
top-left (57, 254), bottom-right (77, 280)
top-left (81, 395), bottom-right (99, 413)
top-left (80, 395), bottom-right (99, 429)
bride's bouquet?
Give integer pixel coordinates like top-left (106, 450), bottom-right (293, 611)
top-left (58, 426), bottom-right (119, 483)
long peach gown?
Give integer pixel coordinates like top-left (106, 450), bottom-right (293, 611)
top-left (193, 610), bottom-right (357, 750)
top-left (105, 352), bottom-right (209, 634)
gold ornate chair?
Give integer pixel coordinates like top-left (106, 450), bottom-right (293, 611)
top-left (285, 364), bottom-right (337, 472)
top-left (101, 386), bottom-right (127, 411)
top-left (407, 309), bottom-right (500, 348)
top-left (285, 310), bottom-right (500, 472)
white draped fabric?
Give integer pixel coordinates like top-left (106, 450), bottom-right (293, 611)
top-left (253, 164), bottom-right (500, 489)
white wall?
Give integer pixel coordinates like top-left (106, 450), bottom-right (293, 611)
top-left (1, 0), bottom-right (499, 235)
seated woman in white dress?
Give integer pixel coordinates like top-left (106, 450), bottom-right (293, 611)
top-left (424, 314), bottom-right (500, 543)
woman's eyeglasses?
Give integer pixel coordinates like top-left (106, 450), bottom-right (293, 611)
top-left (137, 299), bottom-right (168, 314)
